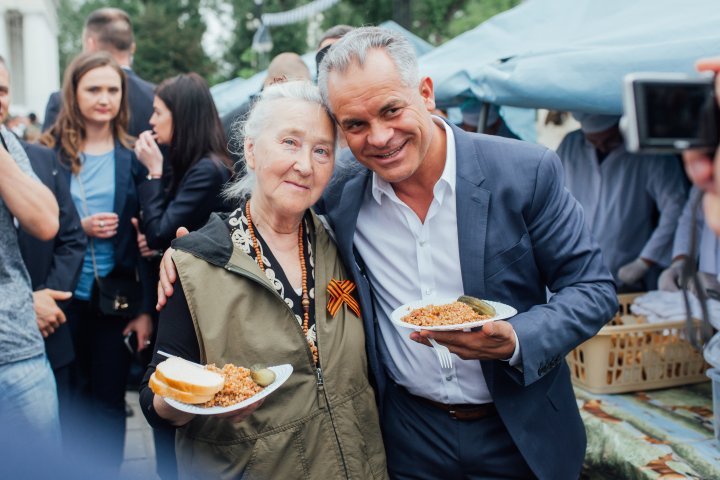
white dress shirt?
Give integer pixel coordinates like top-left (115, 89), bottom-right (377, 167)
top-left (354, 118), bottom-right (519, 404)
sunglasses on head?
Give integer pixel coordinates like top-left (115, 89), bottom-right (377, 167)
top-left (315, 45), bottom-right (332, 78)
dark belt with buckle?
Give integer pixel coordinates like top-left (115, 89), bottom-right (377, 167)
top-left (400, 386), bottom-right (497, 420)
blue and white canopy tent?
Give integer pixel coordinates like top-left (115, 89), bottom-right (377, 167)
top-left (419, 0), bottom-right (720, 141)
top-left (211, 20), bottom-right (434, 118)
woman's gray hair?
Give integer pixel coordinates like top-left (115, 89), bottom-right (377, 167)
top-left (223, 80), bottom-right (334, 202)
top-left (317, 26), bottom-right (419, 113)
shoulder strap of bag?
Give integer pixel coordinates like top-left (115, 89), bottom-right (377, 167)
top-left (74, 158), bottom-right (101, 284)
top-left (75, 154), bottom-right (140, 283)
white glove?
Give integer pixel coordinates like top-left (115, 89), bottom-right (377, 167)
top-left (658, 258), bottom-right (686, 291)
top-left (617, 258), bottom-right (651, 285)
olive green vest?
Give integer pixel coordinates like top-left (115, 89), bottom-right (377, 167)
top-left (172, 213), bottom-right (387, 480)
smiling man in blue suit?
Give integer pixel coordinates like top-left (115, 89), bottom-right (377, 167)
top-left (316, 27), bottom-right (618, 480)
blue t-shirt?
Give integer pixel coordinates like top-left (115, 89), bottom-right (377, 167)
top-left (71, 151), bottom-right (116, 300)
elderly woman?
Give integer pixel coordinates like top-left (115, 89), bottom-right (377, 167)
top-left (139, 81), bottom-right (387, 479)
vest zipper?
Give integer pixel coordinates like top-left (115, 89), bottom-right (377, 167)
top-left (316, 366), bottom-right (350, 478)
top-left (316, 367), bottom-right (327, 408)
top-left (226, 264), bottom-right (350, 478)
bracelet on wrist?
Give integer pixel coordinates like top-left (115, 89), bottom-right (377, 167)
top-left (146, 173), bottom-right (162, 180)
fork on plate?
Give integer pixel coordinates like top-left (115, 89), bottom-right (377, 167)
top-left (157, 350), bottom-right (206, 369)
top-left (427, 337), bottom-right (454, 375)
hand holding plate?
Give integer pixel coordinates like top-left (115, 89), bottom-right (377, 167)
top-left (410, 320), bottom-right (516, 361)
top-left (215, 398), bottom-right (265, 423)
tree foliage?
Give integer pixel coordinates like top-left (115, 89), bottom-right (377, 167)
top-left (57, 0), bottom-right (140, 78)
top-left (222, 0), bottom-right (321, 79)
top-left (443, 0), bottom-right (521, 40)
top-left (57, 0), bottom-right (521, 85)
top-left (57, 0), bottom-right (214, 85)
top-left (133, 0), bottom-right (216, 84)
top-left (221, 0), bottom-right (520, 82)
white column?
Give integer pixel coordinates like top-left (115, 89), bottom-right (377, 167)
top-left (0, 8), bottom-right (9, 62)
top-left (22, 11), bottom-right (59, 120)
top-left (5, 9), bottom-right (24, 106)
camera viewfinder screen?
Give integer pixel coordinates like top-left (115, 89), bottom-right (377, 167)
top-left (643, 83), bottom-right (708, 139)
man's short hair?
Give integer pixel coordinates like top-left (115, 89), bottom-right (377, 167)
top-left (85, 8), bottom-right (134, 52)
top-left (317, 27), bottom-right (419, 112)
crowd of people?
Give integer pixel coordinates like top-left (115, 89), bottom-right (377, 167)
top-left (1, 5), bottom-right (719, 480)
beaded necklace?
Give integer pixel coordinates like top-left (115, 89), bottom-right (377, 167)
top-left (245, 200), bottom-right (318, 365)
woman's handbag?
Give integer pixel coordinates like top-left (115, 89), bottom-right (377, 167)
top-left (90, 268), bottom-right (143, 317)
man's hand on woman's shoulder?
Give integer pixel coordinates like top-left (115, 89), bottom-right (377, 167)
top-left (156, 226), bottom-right (189, 311)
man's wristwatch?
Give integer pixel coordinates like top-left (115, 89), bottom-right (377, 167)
top-left (146, 173), bottom-right (162, 180)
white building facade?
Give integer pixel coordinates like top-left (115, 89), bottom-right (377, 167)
top-left (0, 0), bottom-right (59, 120)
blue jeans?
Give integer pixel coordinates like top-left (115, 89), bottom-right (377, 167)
top-left (0, 354), bottom-right (61, 449)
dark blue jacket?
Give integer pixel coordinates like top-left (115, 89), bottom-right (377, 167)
top-left (43, 69), bottom-right (155, 137)
top-left (54, 141), bottom-right (155, 314)
top-left (18, 142), bottom-right (86, 369)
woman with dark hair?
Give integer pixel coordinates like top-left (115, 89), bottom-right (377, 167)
top-left (132, 73), bottom-right (232, 479)
top-left (40, 51), bottom-right (154, 472)
top-left (133, 72), bottom-right (232, 252)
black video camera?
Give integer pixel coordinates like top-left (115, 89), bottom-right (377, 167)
top-left (620, 72), bottom-right (719, 154)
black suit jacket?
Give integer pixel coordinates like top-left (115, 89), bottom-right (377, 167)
top-left (18, 142), bottom-right (86, 369)
top-left (43, 68), bottom-right (155, 137)
top-left (138, 156), bottom-right (232, 250)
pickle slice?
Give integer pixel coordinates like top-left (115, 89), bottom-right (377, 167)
top-left (250, 364), bottom-right (276, 387)
top-left (457, 295), bottom-right (496, 317)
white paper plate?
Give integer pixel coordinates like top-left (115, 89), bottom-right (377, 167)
top-left (164, 364), bottom-right (293, 415)
top-left (390, 297), bottom-right (517, 331)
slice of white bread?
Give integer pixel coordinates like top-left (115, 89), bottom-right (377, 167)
top-left (149, 373), bottom-right (216, 405)
top-left (154, 357), bottom-right (225, 396)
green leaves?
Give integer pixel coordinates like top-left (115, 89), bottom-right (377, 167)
top-left (133, 0), bottom-right (216, 84)
top-left (57, 0), bottom-right (214, 84)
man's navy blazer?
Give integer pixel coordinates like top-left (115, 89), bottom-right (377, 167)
top-left (43, 69), bottom-right (154, 137)
top-left (18, 142), bottom-right (86, 369)
top-left (321, 122), bottom-right (618, 480)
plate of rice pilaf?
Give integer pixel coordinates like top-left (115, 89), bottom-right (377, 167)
top-left (165, 364), bottom-right (293, 415)
top-left (390, 297), bottom-right (517, 331)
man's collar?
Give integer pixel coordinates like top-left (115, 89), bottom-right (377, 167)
top-left (435, 116), bottom-right (456, 191)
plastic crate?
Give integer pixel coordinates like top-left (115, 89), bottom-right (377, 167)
top-left (568, 293), bottom-right (709, 394)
